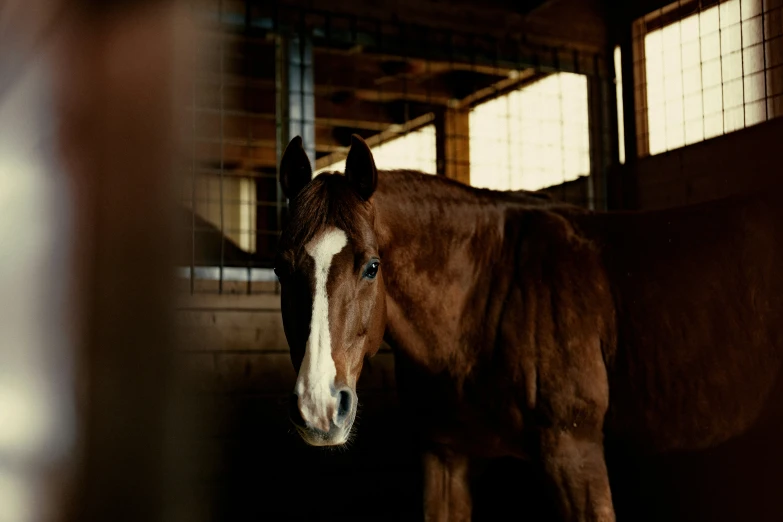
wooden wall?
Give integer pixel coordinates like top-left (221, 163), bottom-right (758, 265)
top-left (629, 117), bottom-right (783, 210)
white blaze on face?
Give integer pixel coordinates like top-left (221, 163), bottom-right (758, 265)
top-left (295, 227), bottom-right (348, 432)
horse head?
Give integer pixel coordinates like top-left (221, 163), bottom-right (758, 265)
top-left (275, 135), bottom-right (387, 446)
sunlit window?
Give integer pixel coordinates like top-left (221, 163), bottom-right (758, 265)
top-left (614, 46), bottom-right (626, 164)
top-left (184, 174), bottom-right (257, 253)
top-left (637, 0), bottom-right (774, 155)
top-left (468, 73), bottom-right (590, 192)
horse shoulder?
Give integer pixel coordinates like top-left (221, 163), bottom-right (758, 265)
top-left (501, 209), bottom-right (615, 433)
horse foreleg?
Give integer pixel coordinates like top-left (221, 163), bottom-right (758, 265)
top-left (422, 450), bottom-right (472, 522)
top-left (540, 431), bottom-right (616, 522)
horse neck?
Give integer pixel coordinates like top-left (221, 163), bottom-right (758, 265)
top-left (370, 171), bottom-right (507, 370)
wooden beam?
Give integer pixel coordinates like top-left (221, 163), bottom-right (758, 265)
top-left (316, 48), bottom-right (517, 78)
top-left (190, 111), bottom-right (344, 151)
top-left (194, 139), bottom-right (278, 167)
top-left (312, 53), bottom-right (509, 104)
top-left (195, 37), bottom-right (515, 106)
top-left (197, 28), bottom-right (522, 76)
top-left (436, 107), bottom-right (470, 185)
top-left (188, 87), bottom-right (438, 131)
top-left (456, 69), bottom-right (540, 109)
top-left (194, 69), bottom-right (457, 107)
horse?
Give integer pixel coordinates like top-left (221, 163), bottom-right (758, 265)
top-left (274, 134), bottom-right (783, 521)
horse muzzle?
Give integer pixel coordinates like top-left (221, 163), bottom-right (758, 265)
top-left (288, 387), bottom-right (356, 446)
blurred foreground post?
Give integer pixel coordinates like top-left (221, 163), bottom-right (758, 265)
top-left (0, 2), bottom-right (201, 522)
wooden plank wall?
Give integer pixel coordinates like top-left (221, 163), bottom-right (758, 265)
top-left (630, 117), bottom-right (783, 210)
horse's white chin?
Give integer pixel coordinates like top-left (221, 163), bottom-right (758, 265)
top-left (296, 426), bottom-right (351, 447)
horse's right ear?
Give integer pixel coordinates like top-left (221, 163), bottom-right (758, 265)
top-left (344, 134), bottom-right (378, 200)
top-left (279, 136), bottom-right (313, 201)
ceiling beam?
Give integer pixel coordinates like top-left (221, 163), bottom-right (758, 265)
top-left (191, 113), bottom-right (346, 152)
top-left (195, 38), bottom-right (516, 99)
top-left (188, 96), bottom-right (435, 169)
top-left (197, 30), bottom-right (524, 72)
top-left (456, 68), bottom-right (543, 109)
top-left (188, 84), bottom-right (439, 131)
top-left (193, 140), bottom-right (278, 169)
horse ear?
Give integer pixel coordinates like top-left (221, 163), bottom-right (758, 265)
top-left (344, 134), bottom-right (378, 200)
top-left (279, 136), bottom-right (313, 201)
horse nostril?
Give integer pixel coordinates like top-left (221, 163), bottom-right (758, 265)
top-left (336, 389), bottom-right (353, 425)
top-left (288, 394), bottom-right (306, 428)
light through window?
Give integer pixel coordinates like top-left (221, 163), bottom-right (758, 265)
top-left (635, 0), bottom-right (780, 156)
top-left (468, 73), bottom-right (590, 192)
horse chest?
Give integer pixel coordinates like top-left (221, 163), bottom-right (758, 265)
top-left (393, 352), bottom-right (531, 458)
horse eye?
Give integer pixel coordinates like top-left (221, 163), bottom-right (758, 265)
top-left (363, 260), bottom-right (380, 280)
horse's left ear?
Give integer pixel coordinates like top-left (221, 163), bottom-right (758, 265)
top-left (345, 134), bottom-right (377, 200)
top-left (279, 136), bottom-right (313, 201)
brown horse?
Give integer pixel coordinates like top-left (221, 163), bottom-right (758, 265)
top-left (275, 134), bottom-right (783, 521)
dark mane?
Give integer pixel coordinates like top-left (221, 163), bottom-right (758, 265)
top-left (282, 168), bottom-right (574, 252)
top-left (282, 172), bottom-right (371, 249)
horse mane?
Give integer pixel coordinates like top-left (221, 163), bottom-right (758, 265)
top-left (282, 169), bottom-right (572, 250)
top-left (283, 172), bottom-right (371, 250)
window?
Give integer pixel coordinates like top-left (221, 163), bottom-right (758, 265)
top-left (185, 174), bottom-right (257, 253)
top-left (468, 73), bottom-right (590, 192)
top-left (634, 0), bottom-right (783, 156)
top-left (615, 46), bottom-right (627, 164)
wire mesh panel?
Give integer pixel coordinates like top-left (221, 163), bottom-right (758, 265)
top-left (180, 1), bottom-right (612, 295)
top-left (633, 0), bottom-right (783, 157)
top-left (183, 1), bottom-right (279, 295)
